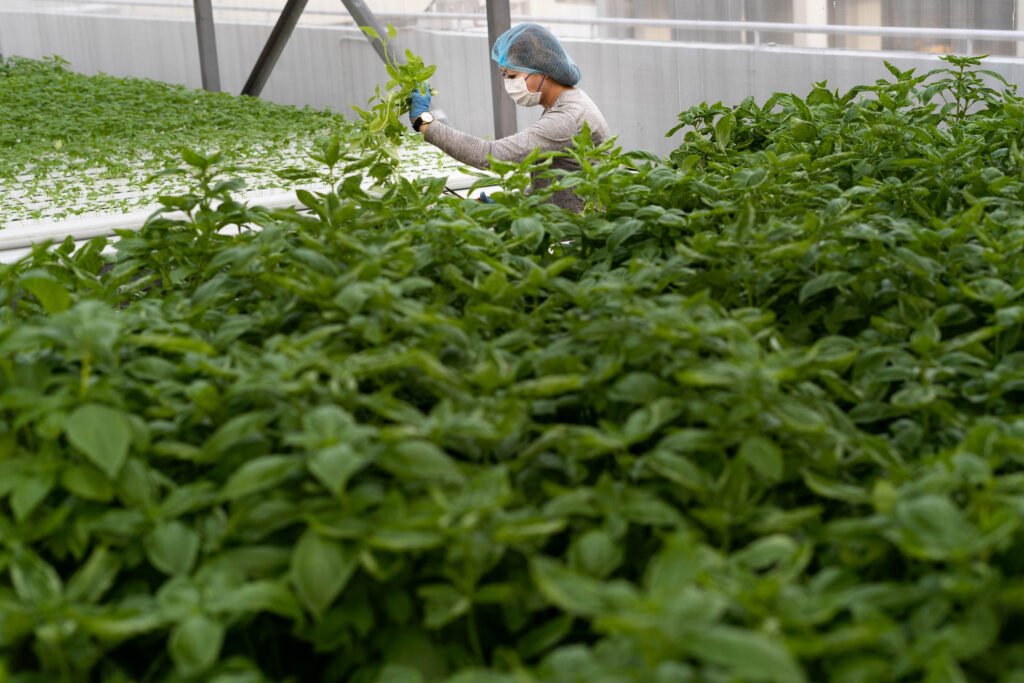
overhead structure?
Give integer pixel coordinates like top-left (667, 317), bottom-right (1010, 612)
top-left (193, 0), bottom-right (221, 92)
top-left (242, 0), bottom-right (402, 97)
top-left (340, 0), bottom-right (403, 66)
top-left (486, 0), bottom-right (517, 138)
top-left (241, 0), bottom-right (309, 97)
top-left (1019, 0), bottom-right (1024, 57)
top-left (192, 0), bottom-right (515, 139)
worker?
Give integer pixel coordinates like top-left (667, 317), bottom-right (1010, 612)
top-left (409, 23), bottom-right (610, 213)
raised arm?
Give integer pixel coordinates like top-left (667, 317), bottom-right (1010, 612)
top-left (422, 112), bottom-right (576, 170)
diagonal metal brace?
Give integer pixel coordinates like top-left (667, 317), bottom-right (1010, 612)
top-left (486, 0), bottom-right (517, 138)
top-left (242, 0), bottom-right (309, 97)
top-left (242, 0), bottom-right (405, 98)
top-left (340, 0), bottom-right (403, 67)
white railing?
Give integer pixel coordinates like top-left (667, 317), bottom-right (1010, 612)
top-left (9, 0), bottom-right (1024, 55)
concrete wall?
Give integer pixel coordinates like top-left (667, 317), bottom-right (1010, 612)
top-left (2, 10), bottom-right (1023, 156)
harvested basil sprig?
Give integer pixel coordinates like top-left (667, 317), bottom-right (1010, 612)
top-left (348, 25), bottom-right (438, 185)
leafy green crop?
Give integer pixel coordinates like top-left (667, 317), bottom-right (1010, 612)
top-left (2, 55), bottom-right (1024, 683)
top-left (0, 56), bottom-right (457, 226)
top-left (347, 25), bottom-right (439, 185)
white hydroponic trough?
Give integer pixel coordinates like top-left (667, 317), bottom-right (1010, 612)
top-left (0, 169), bottom-right (482, 264)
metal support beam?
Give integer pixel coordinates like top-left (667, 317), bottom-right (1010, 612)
top-left (793, 0), bottom-right (828, 48)
top-left (193, 0), bottom-right (221, 91)
top-left (486, 0), bottom-right (517, 139)
top-left (1018, 0), bottom-right (1024, 57)
top-left (242, 0), bottom-right (402, 98)
top-left (242, 0), bottom-right (309, 97)
top-left (339, 0), bottom-right (402, 66)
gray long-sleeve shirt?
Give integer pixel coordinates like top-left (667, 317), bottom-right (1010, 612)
top-left (423, 88), bottom-right (610, 213)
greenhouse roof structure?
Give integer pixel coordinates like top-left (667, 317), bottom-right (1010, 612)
top-left (151, 0), bottom-right (520, 139)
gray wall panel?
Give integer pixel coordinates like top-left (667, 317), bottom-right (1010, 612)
top-left (1, 11), bottom-right (1022, 156)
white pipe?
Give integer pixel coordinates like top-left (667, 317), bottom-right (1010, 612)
top-left (0, 171), bottom-right (480, 262)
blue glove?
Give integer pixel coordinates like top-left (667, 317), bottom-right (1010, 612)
top-left (409, 83), bottom-right (431, 125)
top-left (478, 192), bottom-right (496, 204)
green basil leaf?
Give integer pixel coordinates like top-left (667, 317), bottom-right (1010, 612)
top-left (10, 550), bottom-right (62, 605)
top-left (19, 270), bottom-right (71, 314)
top-left (145, 521), bottom-right (200, 576)
top-left (221, 455), bottom-right (298, 500)
top-left (291, 531), bottom-right (358, 619)
top-left (169, 614), bottom-right (225, 677)
top-left (739, 436), bottom-right (784, 482)
top-left (65, 404), bottom-right (133, 479)
top-left (686, 625), bottom-right (807, 683)
top-left (308, 443), bottom-right (370, 496)
top-left (377, 441), bottom-right (464, 484)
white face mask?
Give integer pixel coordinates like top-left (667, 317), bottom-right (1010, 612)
top-left (503, 74), bottom-right (545, 108)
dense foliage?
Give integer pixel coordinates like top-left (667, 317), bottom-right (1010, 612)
top-left (0, 57), bottom-right (454, 226)
top-left (2, 56), bottom-right (1024, 682)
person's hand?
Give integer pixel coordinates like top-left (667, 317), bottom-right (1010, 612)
top-left (478, 192), bottom-right (496, 204)
top-left (409, 83), bottom-right (431, 126)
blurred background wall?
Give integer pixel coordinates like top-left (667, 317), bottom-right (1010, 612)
top-left (1, 1), bottom-right (1022, 155)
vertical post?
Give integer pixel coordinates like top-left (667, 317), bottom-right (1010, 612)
top-left (339, 0), bottom-right (402, 66)
top-left (849, 0), bottom-right (882, 51)
top-left (792, 0), bottom-right (828, 48)
top-left (595, 0), bottom-right (632, 40)
top-left (950, 0), bottom-right (969, 55)
top-left (193, 0), bottom-right (221, 92)
top-left (487, 0), bottom-right (517, 139)
top-left (1017, 0), bottom-right (1024, 57)
top-left (242, 0), bottom-right (309, 97)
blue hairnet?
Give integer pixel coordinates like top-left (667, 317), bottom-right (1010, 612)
top-left (490, 23), bottom-right (581, 86)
